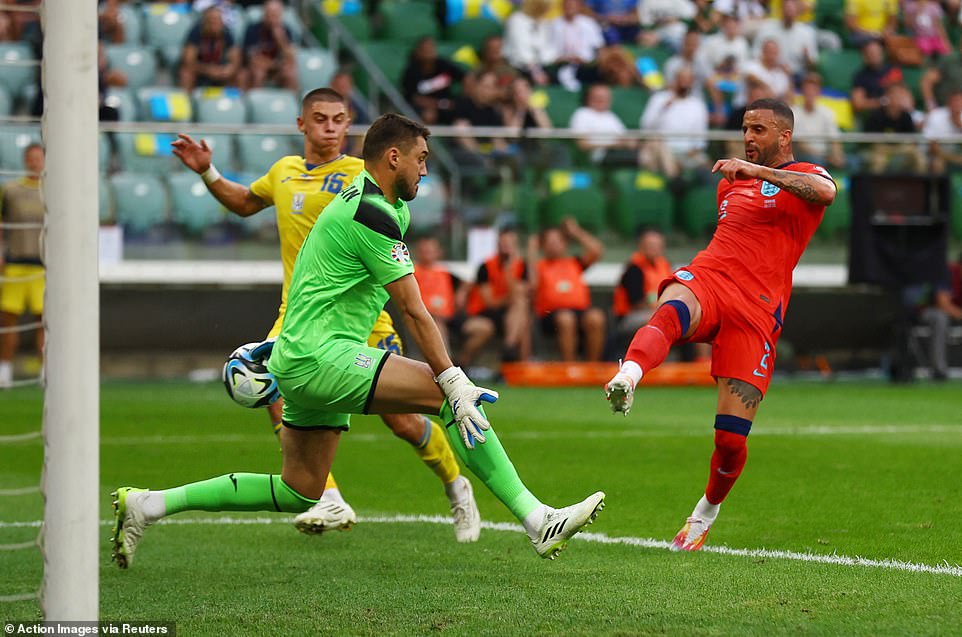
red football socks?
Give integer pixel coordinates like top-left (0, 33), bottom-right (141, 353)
top-left (705, 428), bottom-right (748, 505)
top-left (624, 301), bottom-right (689, 374)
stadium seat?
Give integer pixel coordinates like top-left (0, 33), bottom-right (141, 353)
top-left (0, 85), bottom-right (11, 117)
top-left (538, 86), bottom-right (582, 128)
top-left (817, 171), bottom-right (851, 238)
top-left (817, 49), bottom-right (863, 93)
top-left (608, 169), bottom-right (675, 235)
top-left (408, 174), bottom-right (445, 231)
top-left (444, 17), bottom-right (502, 51)
top-left (143, 3), bottom-right (195, 67)
top-left (296, 47), bottom-right (337, 93)
top-left (0, 42), bottom-right (37, 99)
top-left (951, 172), bottom-right (962, 240)
top-left (99, 133), bottom-right (112, 174)
top-left (104, 44), bottom-right (159, 91)
top-left (114, 132), bottom-right (180, 173)
top-left (353, 41), bottom-right (412, 95)
top-left (103, 87), bottom-right (139, 121)
top-left (540, 169), bottom-right (606, 232)
top-left (246, 88), bottom-right (299, 124)
top-left (118, 3), bottom-right (145, 44)
top-left (167, 171), bottom-right (226, 235)
top-left (238, 134), bottom-right (295, 175)
top-left (192, 87), bottom-right (247, 124)
top-left (610, 87), bottom-right (650, 128)
top-left (99, 174), bottom-right (113, 223)
top-left (0, 125), bottom-right (41, 171)
top-left (377, 1), bottom-right (439, 43)
top-left (244, 4), bottom-right (303, 44)
top-left (109, 171), bottom-right (170, 235)
top-left (677, 183), bottom-right (719, 237)
top-left (902, 66), bottom-right (925, 105)
top-left (137, 87), bottom-right (193, 122)
top-left (223, 170), bottom-right (278, 237)
top-left (815, 0), bottom-right (846, 38)
top-left (434, 40), bottom-right (479, 71)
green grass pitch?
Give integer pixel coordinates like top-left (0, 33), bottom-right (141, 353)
top-left (2, 380), bottom-right (961, 635)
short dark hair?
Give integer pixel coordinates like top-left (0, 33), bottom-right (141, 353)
top-left (745, 98), bottom-right (794, 131)
top-left (301, 87), bottom-right (346, 109)
top-left (362, 113), bottom-right (431, 161)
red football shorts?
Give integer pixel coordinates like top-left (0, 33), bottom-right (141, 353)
top-left (658, 265), bottom-right (782, 395)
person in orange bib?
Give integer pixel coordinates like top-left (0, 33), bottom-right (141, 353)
top-left (528, 217), bottom-right (606, 361)
top-left (612, 227), bottom-right (673, 339)
top-left (413, 235), bottom-right (471, 348)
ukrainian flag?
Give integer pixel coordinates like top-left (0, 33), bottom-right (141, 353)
top-left (445, 0), bottom-right (514, 24)
top-left (794, 88), bottom-right (855, 131)
top-left (320, 0), bottom-right (363, 16)
top-left (634, 171), bottom-right (666, 191)
top-left (636, 57), bottom-right (664, 91)
top-left (548, 170), bottom-right (593, 194)
top-left (146, 91), bottom-right (192, 122)
top-left (133, 133), bottom-right (175, 158)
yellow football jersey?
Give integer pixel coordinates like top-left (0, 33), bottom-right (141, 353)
top-left (250, 154), bottom-right (365, 323)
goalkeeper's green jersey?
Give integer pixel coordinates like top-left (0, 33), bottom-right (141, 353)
top-left (268, 169), bottom-right (413, 380)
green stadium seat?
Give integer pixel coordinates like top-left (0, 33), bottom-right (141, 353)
top-left (196, 133), bottom-right (237, 172)
top-left (434, 40), bottom-right (479, 72)
top-left (109, 171), bottom-right (170, 235)
top-left (137, 87), bottom-right (193, 122)
top-left (951, 172), bottom-right (962, 240)
top-left (105, 44), bottom-right (159, 91)
top-left (0, 85), bottom-right (11, 117)
top-left (244, 4), bottom-right (303, 44)
top-left (114, 132), bottom-right (181, 173)
top-left (118, 3), bottom-right (145, 44)
top-left (817, 171), bottom-right (851, 238)
top-left (99, 175), bottom-right (112, 223)
top-left (902, 66), bottom-right (924, 105)
top-left (540, 169), bottom-right (606, 232)
top-left (537, 86), bottom-right (582, 128)
top-left (353, 41), bottom-right (413, 95)
top-left (817, 49), bottom-right (863, 93)
top-left (608, 169), bottom-right (674, 235)
top-left (246, 88), bottom-right (299, 124)
top-left (238, 134), bottom-right (295, 175)
top-left (192, 87), bottom-right (247, 124)
top-left (296, 47), bottom-right (337, 93)
top-left (408, 174), bottom-right (445, 231)
top-left (0, 42), bottom-right (37, 99)
top-left (377, 1), bottom-right (439, 43)
top-left (167, 171), bottom-right (226, 235)
top-left (815, 0), bottom-right (846, 38)
top-left (610, 87), bottom-right (650, 128)
top-left (0, 125), bottom-right (40, 171)
top-left (143, 3), bottom-right (195, 67)
top-left (677, 183), bottom-right (719, 237)
top-left (103, 87), bottom-right (139, 121)
top-left (445, 17), bottom-right (502, 51)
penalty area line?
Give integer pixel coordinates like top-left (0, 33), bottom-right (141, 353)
top-left (1, 514), bottom-right (960, 577)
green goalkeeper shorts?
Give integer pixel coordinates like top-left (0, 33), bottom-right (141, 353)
top-left (276, 339), bottom-right (391, 430)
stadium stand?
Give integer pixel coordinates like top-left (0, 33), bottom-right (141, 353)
top-left (193, 87), bottom-right (248, 125)
top-left (109, 171), bottom-right (170, 236)
top-left (608, 170), bottom-right (674, 236)
top-left (246, 88), bottom-right (299, 124)
top-left (143, 3), bottom-right (195, 68)
top-left (0, 42), bottom-right (36, 100)
top-left (377, 1), bottom-right (439, 43)
top-left (104, 44), bottom-right (159, 91)
top-left (167, 171), bottom-right (226, 236)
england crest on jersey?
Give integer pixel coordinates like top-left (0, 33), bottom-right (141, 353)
top-left (760, 181), bottom-right (780, 197)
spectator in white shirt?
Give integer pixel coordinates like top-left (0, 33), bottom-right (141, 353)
top-left (711, 0), bottom-right (767, 39)
top-left (552, 0), bottom-right (605, 65)
top-left (664, 29), bottom-right (711, 96)
top-left (696, 12), bottom-right (750, 75)
top-left (637, 0), bottom-right (696, 51)
top-left (570, 83), bottom-right (636, 163)
top-left (503, 0), bottom-right (558, 85)
top-left (923, 87), bottom-right (962, 173)
top-left (792, 72), bottom-right (845, 168)
top-left (752, 0), bottom-right (818, 78)
top-left (738, 39), bottom-right (793, 106)
top-left (639, 66), bottom-right (709, 178)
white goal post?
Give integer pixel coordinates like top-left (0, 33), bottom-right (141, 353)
top-left (41, 0), bottom-right (100, 621)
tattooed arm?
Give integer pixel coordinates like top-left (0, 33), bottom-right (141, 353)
top-left (712, 158), bottom-right (837, 207)
top-left (754, 166), bottom-right (837, 206)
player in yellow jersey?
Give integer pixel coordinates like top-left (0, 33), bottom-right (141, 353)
top-left (170, 88), bottom-right (480, 542)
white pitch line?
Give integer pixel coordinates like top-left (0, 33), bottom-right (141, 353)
top-left (0, 514), bottom-right (959, 577)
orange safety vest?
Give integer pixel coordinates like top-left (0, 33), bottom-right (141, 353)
top-left (415, 263), bottom-right (456, 320)
top-left (466, 255), bottom-right (525, 315)
top-left (534, 257), bottom-right (591, 317)
top-left (612, 252), bottom-right (673, 317)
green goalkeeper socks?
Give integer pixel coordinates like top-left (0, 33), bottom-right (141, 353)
top-left (161, 473), bottom-right (317, 515)
top-left (440, 400), bottom-right (542, 522)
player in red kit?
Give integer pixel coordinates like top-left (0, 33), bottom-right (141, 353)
top-left (605, 98), bottom-right (837, 551)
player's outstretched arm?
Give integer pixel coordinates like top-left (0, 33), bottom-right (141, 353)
top-left (711, 158), bottom-right (836, 207)
top-left (171, 133), bottom-right (267, 217)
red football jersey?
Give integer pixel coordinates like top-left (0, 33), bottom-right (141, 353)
top-left (690, 161), bottom-right (835, 314)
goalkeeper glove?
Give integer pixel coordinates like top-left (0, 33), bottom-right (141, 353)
top-left (435, 366), bottom-right (499, 450)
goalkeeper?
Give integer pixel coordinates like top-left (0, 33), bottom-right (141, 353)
top-left (112, 114), bottom-right (604, 567)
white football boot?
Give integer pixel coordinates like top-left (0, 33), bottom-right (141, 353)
top-left (293, 493), bottom-right (358, 535)
top-left (447, 475), bottom-right (481, 543)
top-left (110, 487), bottom-right (150, 569)
top-left (605, 373), bottom-right (635, 416)
top-left (529, 491), bottom-right (606, 559)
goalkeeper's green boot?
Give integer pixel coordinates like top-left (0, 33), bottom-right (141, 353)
top-left (529, 491), bottom-right (606, 560)
top-left (110, 487), bottom-right (149, 569)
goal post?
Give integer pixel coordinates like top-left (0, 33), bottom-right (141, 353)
top-left (41, 0), bottom-right (100, 620)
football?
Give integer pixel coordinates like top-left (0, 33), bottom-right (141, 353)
top-left (222, 342), bottom-right (280, 408)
